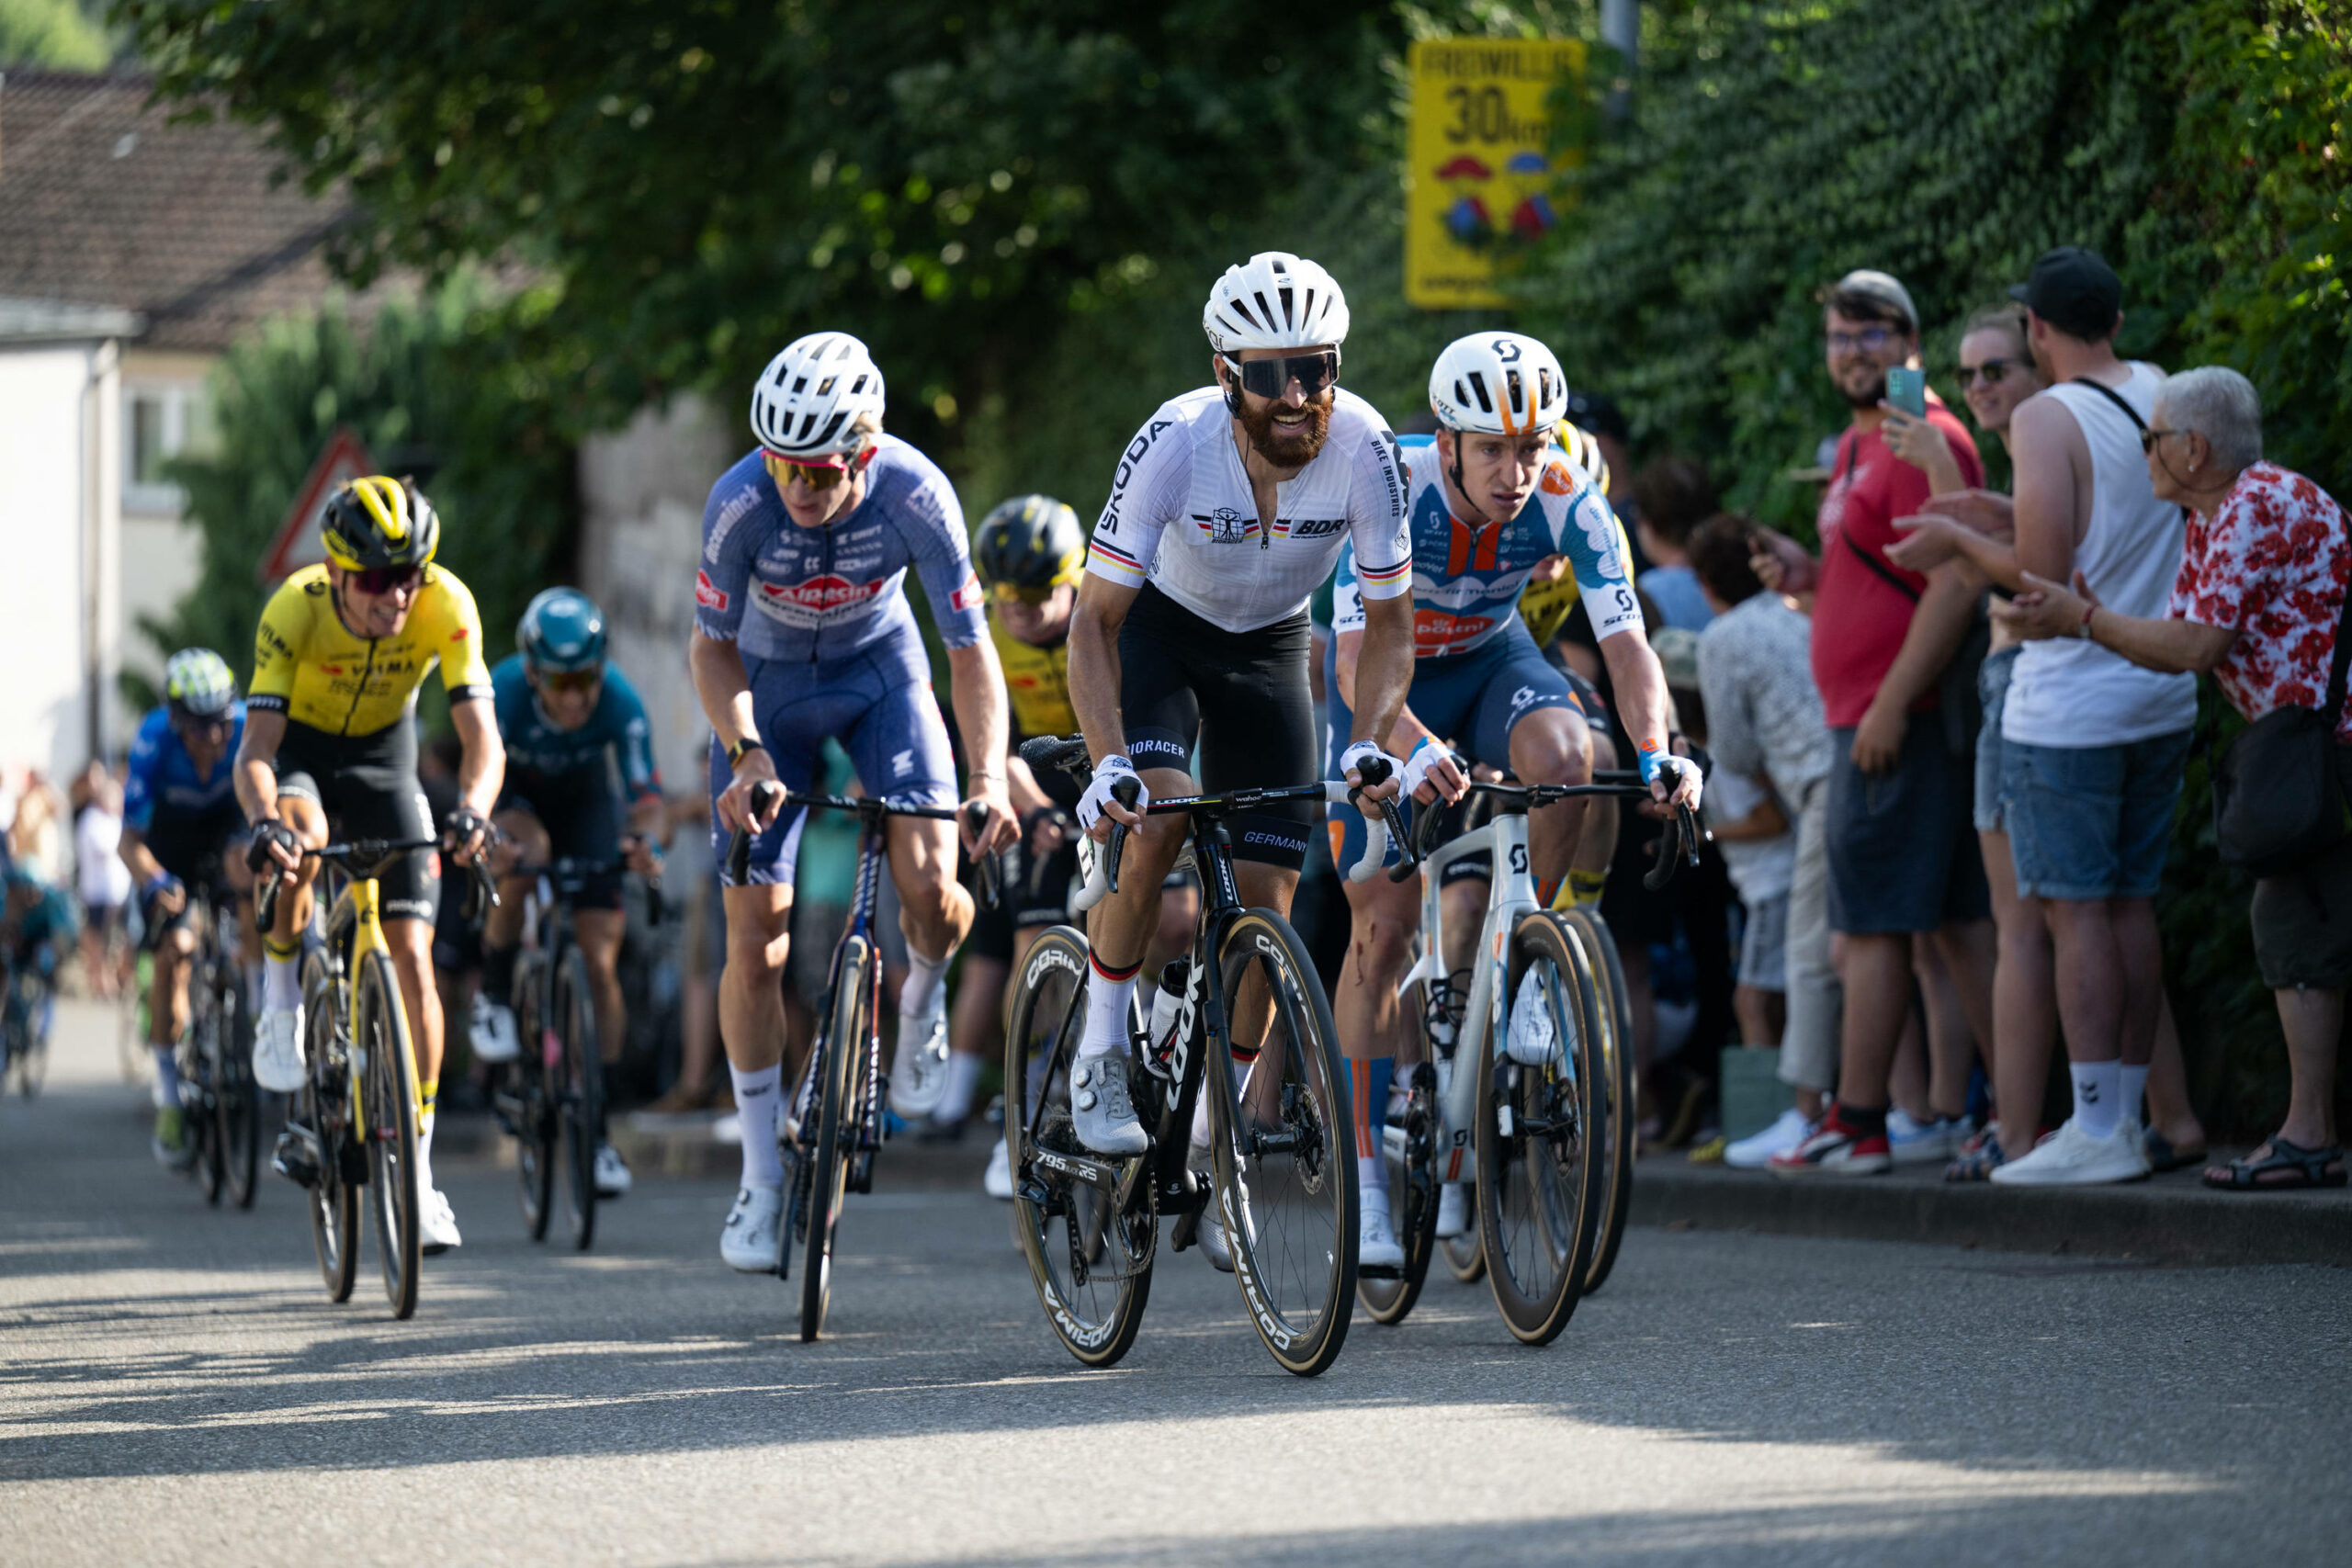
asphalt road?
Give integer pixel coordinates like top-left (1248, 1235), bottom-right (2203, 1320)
top-left (6, 998), bottom-right (2348, 1567)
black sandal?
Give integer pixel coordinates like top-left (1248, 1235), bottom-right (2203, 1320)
top-left (2201, 1137), bottom-right (2349, 1191)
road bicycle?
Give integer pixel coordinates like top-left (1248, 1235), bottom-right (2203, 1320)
top-left (2, 948), bottom-right (55, 1100)
top-left (1363, 768), bottom-right (1695, 1344)
top-left (726, 784), bottom-right (995, 1342)
top-left (263, 837), bottom-right (491, 1320)
top-left (162, 880), bottom-right (261, 1208)
top-left (492, 850), bottom-right (659, 1251)
top-left (1000, 736), bottom-right (1407, 1377)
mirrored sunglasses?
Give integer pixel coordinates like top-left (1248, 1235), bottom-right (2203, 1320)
top-left (351, 564), bottom-right (423, 595)
top-left (533, 667), bottom-right (602, 694)
top-left (763, 449), bottom-right (861, 491)
top-left (1226, 349), bottom-right (1340, 400)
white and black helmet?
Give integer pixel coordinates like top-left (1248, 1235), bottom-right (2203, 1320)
top-left (1430, 332), bottom-right (1569, 436)
top-left (1202, 252), bottom-right (1351, 355)
top-left (749, 332), bottom-right (887, 457)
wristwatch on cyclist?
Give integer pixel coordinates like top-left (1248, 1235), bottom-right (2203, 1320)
top-left (728, 736), bottom-right (767, 771)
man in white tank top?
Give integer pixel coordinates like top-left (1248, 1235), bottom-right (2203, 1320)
top-left (1992, 247), bottom-right (2196, 1187)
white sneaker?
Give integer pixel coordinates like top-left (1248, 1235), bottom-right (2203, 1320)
top-left (888, 1001), bottom-right (951, 1118)
top-left (1434, 1181), bottom-right (1470, 1238)
top-left (1888, 1109), bottom-right (1963, 1167)
top-left (1989, 1118), bottom-right (2152, 1187)
top-left (720, 1185), bottom-right (784, 1272)
top-left (1505, 967), bottom-right (1562, 1066)
top-left (470, 993), bottom-right (521, 1064)
top-left (420, 1188), bottom-right (462, 1255)
top-left (253, 1005), bottom-right (306, 1094)
top-left (983, 1136), bottom-right (1014, 1201)
top-left (1359, 1200), bottom-right (1405, 1270)
top-left (1069, 1053), bottom-right (1148, 1156)
top-left (1726, 1107), bottom-right (1816, 1170)
top-left (594, 1142), bottom-right (632, 1198)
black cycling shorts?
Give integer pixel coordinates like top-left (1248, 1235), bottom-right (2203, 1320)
top-left (273, 719), bottom-right (440, 923)
top-left (144, 800), bottom-right (245, 889)
top-left (499, 766), bottom-right (627, 911)
top-left (1119, 583), bottom-right (1318, 872)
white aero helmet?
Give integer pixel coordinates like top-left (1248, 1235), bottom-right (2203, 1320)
top-left (750, 332), bottom-right (887, 457)
top-left (1429, 332), bottom-right (1569, 436)
top-left (1202, 252), bottom-right (1351, 355)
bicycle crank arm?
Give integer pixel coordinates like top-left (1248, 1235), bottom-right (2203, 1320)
top-left (1029, 1146), bottom-right (1121, 1193)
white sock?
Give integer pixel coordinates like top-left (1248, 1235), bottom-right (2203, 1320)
top-left (2120, 1064), bottom-right (2150, 1131)
top-left (263, 952), bottom-right (300, 1011)
top-left (417, 1109), bottom-right (436, 1195)
top-left (730, 1063), bottom-right (785, 1190)
top-left (900, 942), bottom-right (953, 1016)
top-left (2071, 1060), bottom-right (2121, 1141)
top-left (939, 1050), bottom-right (984, 1123)
top-left (1080, 956), bottom-right (1139, 1059)
top-left (1358, 1155), bottom-right (1386, 1201)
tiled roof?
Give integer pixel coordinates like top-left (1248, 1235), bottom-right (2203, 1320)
top-left (0, 71), bottom-right (370, 353)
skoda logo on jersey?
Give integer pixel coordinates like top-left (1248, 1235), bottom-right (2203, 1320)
top-left (759, 574), bottom-right (886, 614)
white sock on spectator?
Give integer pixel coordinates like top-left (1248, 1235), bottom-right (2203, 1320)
top-left (2120, 1063), bottom-right (2151, 1132)
top-left (2072, 1060), bottom-right (2121, 1140)
top-left (730, 1063), bottom-right (785, 1190)
top-left (938, 1050), bottom-right (984, 1124)
top-left (901, 942), bottom-right (953, 1017)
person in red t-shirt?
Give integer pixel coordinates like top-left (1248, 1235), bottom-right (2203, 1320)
top-left (1752, 269), bottom-right (1997, 1177)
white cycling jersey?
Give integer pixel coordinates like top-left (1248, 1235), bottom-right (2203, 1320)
top-left (1085, 386), bottom-right (1412, 634)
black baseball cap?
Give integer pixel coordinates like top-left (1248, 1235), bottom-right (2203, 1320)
top-left (2009, 246), bottom-right (2121, 341)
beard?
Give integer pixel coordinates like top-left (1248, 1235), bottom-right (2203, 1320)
top-left (1238, 391), bottom-right (1334, 466)
top-left (1839, 366), bottom-right (1891, 411)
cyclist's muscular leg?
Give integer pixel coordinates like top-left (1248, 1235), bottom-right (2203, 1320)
top-left (1510, 705), bottom-right (1593, 896)
top-left (1082, 766), bottom-right (1193, 974)
top-left (885, 814), bottom-right (973, 962)
top-left (719, 886), bottom-right (796, 1078)
top-left (486, 808), bottom-right (549, 953)
top-left (1336, 870), bottom-right (1419, 1172)
top-left (149, 924), bottom-right (197, 1047)
top-left (574, 909), bottom-right (628, 1064)
top-left (267, 795), bottom-right (331, 948)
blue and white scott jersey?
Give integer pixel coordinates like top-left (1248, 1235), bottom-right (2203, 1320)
top-left (1331, 435), bottom-right (1644, 658)
top-left (1086, 386), bottom-right (1411, 634)
top-left (123, 704), bottom-right (245, 831)
top-left (490, 656), bottom-right (663, 798)
top-left (695, 434), bottom-right (987, 663)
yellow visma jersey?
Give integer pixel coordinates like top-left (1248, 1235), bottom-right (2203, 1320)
top-left (248, 564), bottom-right (493, 736)
top-left (990, 616), bottom-right (1075, 739)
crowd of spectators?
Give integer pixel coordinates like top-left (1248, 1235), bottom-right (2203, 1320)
top-left (1620, 246), bottom-right (2348, 1192)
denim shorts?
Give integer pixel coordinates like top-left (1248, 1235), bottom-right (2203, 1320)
top-left (1999, 728), bottom-right (2191, 902)
top-left (1973, 645), bottom-right (2019, 834)
top-left (1826, 709), bottom-right (1991, 935)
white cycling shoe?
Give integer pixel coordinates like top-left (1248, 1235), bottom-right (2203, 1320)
top-left (1359, 1200), bottom-right (1406, 1271)
top-left (420, 1189), bottom-right (463, 1255)
top-left (594, 1141), bottom-right (633, 1198)
top-left (1505, 967), bottom-right (1563, 1066)
top-left (720, 1185), bottom-right (784, 1272)
top-left (470, 993), bottom-right (521, 1064)
top-left (253, 1005), bottom-right (306, 1094)
top-left (1069, 1053), bottom-right (1149, 1156)
top-left (888, 1004), bottom-right (952, 1119)
top-left (1434, 1182), bottom-right (1470, 1239)
top-left (983, 1137), bottom-right (1014, 1201)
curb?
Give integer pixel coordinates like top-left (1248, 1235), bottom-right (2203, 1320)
top-left (1631, 1157), bottom-right (2352, 1267)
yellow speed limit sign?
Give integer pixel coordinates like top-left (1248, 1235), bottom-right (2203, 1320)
top-left (1405, 38), bottom-right (1586, 310)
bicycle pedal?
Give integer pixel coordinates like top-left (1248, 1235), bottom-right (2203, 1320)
top-left (271, 1126), bottom-right (322, 1188)
top-left (1358, 1262), bottom-right (1404, 1280)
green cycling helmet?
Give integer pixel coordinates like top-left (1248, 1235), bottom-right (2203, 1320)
top-left (517, 586), bottom-right (608, 674)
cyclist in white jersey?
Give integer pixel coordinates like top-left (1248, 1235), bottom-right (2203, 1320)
top-left (1065, 254), bottom-right (1419, 1236)
top-left (1329, 333), bottom-right (1703, 1258)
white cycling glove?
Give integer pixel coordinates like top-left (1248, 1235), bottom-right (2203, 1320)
top-left (1077, 754), bottom-right (1149, 835)
top-left (1339, 739), bottom-right (1402, 792)
top-left (1397, 738), bottom-right (1452, 802)
top-left (1645, 751), bottom-right (1704, 808)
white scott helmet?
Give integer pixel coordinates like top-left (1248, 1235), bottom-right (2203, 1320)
top-left (1430, 332), bottom-right (1569, 436)
top-left (1203, 252), bottom-right (1351, 354)
top-left (750, 332), bottom-right (887, 457)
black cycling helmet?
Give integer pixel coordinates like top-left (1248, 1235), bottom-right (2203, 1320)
top-left (973, 494), bottom-right (1083, 595)
top-left (321, 475), bottom-right (439, 573)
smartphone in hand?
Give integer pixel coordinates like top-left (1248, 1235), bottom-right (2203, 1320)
top-left (1885, 366), bottom-right (1928, 418)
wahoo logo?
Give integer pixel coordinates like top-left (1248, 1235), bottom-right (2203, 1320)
top-left (759, 574), bottom-right (885, 612)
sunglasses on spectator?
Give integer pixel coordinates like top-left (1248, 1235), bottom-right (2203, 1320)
top-left (2139, 426), bottom-right (2190, 453)
top-left (532, 667), bottom-right (603, 694)
top-left (1955, 359), bottom-right (2020, 389)
top-left (349, 565), bottom-right (423, 596)
top-left (1223, 349), bottom-right (1341, 400)
top-left (763, 447), bottom-right (866, 492)
top-left (1826, 327), bottom-right (1902, 354)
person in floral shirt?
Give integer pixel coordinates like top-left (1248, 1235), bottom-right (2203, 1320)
top-left (1996, 367), bottom-right (2350, 1190)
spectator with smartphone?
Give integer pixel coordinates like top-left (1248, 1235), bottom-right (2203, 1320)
top-left (1757, 268), bottom-right (1997, 1176)
top-left (1996, 367), bottom-right (2348, 1190)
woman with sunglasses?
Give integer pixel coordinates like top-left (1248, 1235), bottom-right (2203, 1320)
top-left (694, 331), bottom-right (1018, 1273)
top-left (236, 475), bottom-right (506, 1255)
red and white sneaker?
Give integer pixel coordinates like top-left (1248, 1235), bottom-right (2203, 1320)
top-left (1769, 1108), bottom-right (1892, 1177)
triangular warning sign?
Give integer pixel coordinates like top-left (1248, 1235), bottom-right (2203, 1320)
top-left (258, 428), bottom-right (377, 583)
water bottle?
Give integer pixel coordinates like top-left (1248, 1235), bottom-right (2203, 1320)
top-left (1143, 956), bottom-right (1191, 1079)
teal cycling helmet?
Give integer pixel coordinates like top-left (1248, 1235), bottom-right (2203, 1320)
top-left (516, 587), bottom-right (608, 675)
top-left (164, 648), bottom-right (238, 718)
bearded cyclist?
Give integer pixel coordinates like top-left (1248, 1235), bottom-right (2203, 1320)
top-left (473, 587), bottom-right (668, 1200)
top-left (694, 332), bottom-right (1018, 1273)
top-left (1067, 252), bottom-right (1417, 1271)
top-left (236, 477), bottom-right (505, 1255)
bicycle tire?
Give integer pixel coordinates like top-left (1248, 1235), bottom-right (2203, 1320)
top-left (557, 945), bottom-right (602, 1252)
top-left (195, 1013), bottom-right (226, 1207)
top-left (1442, 1219), bottom-right (1486, 1282)
top-left (1559, 907), bottom-right (1636, 1295)
top-left (303, 953), bottom-right (359, 1303)
top-left (15, 981), bottom-right (49, 1100)
top-left (1206, 910), bottom-right (1355, 1377)
top-left (1476, 911), bottom-right (1606, 1346)
top-left (1358, 1060), bottom-right (1439, 1325)
top-left (801, 934), bottom-right (869, 1342)
top-left (513, 957), bottom-right (555, 1242)
top-left (358, 951), bottom-right (423, 1320)
top-left (1004, 926), bottom-right (1153, 1369)
top-left (218, 953), bottom-right (260, 1210)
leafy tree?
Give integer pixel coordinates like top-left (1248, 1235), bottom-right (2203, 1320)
top-left (2, 0), bottom-right (111, 68)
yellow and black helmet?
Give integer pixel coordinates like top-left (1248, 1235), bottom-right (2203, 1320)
top-left (974, 494), bottom-right (1083, 596)
top-left (321, 476), bottom-right (439, 573)
top-left (1554, 419), bottom-right (1612, 496)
